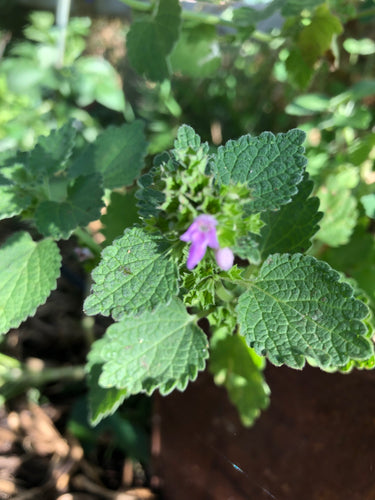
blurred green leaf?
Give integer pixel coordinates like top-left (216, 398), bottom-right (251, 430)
top-left (127, 0), bottom-right (182, 81)
top-left (170, 25), bottom-right (221, 78)
top-left (210, 332), bottom-right (270, 427)
top-left (101, 190), bottom-right (140, 246)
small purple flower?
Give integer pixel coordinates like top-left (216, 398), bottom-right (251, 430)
top-left (180, 214), bottom-right (234, 271)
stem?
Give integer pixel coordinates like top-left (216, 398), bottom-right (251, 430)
top-left (1, 365), bottom-right (86, 401)
top-left (74, 227), bottom-right (103, 257)
top-left (55, 0), bottom-right (72, 68)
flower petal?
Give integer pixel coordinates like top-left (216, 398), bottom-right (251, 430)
top-left (186, 234), bottom-right (208, 270)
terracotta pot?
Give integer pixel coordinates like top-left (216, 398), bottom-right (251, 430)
top-left (152, 364), bottom-right (375, 500)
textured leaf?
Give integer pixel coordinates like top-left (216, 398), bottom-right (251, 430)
top-left (127, 0), bottom-right (181, 81)
top-left (237, 253), bottom-right (373, 369)
top-left (69, 121), bottom-right (148, 189)
top-left (100, 191), bottom-right (140, 246)
top-left (0, 232), bottom-right (61, 335)
top-left (211, 129), bottom-right (306, 213)
top-left (84, 227), bottom-right (179, 319)
top-left (29, 121), bottom-right (77, 178)
top-left (209, 333), bottom-right (270, 427)
top-left (35, 174), bottom-right (104, 239)
top-left (259, 174), bottom-right (323, 256)
top-left (90, 299), bottom-right (208, 395)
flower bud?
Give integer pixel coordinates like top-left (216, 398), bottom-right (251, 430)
top-left (215, 247), bottom-right (234, 271)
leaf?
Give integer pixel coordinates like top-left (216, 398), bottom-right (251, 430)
top-left (0, 232), bottom-right (61, 335)
top-left (237, 253), bottom-right (374, 370)
top-left (100, 191), bottom-right (140, 246)
top-left (72, 56), bottom-right (125, 111)
top-left (170, 25), bottom-right (221, 78)
top-left (87, 355), bottom-right (128, 426)
top-left (259, 173), bottom-right (323, 256)
top-left (69, 121), bottom-right (148, 190)
top-left (209, 333), bottom-right (270, 427)
top-left (35, 174), bottom-right (104, 239)
top-left (285, 5), bottom-right (343, 89)
top-left (316, 188), bottom-right (358, 247)
top-left (84, 227), bottom-right (179, 319)
top-left (212, 129), bottom-right (306, 213)
top-left (90, 299), bottom-right (208, 395)
top-left (323, 226), bottom-right (375, 308)
top-left (0, 180), bottom-right (32, 220)
top-left (127, 0), bottom-right (182, 81)
top-left (361, 194), bottom-right (375, 219)
top-left (29, 121), bottom-right (77, 178)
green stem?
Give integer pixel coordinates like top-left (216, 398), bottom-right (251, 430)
top-left (1, 365), bottom-right (86, 401)
top-left (74, 227), bottom-right (103, 257)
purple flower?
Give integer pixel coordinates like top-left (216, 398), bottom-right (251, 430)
top-left (180, 214), bottom-right (234, 271)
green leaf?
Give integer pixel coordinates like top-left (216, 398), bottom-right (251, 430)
top-left (35, 174), bottom-right (104, 239)
top-left (259, 173), bottom-right (323, 256)
top-left (69, 121), bottom-right (148, 189)
top-left (29, 121), bottom-right (77, 178)
top-left (0, 232), bottom-right (61, 335)
top-left (209, 333), bottom-right (270, 427)
top-left (237, 253), bottom-right (374, 370)
top-left (316, 189), bottom-right (358, 247)
top-left (72, 56), bottom-right (125, 111)
top-left (90, 299), bottom-right (208, 395)
top-left (100, 191), bottom-right (140, 246)
top-left (84, 227), bottom-right (179, 319)
top-left (212, 129), bottom-right (306, 213)
top-left (361, 194), bottom-right (375, 219)
top-left (285, 5), bottom-right (342, 89)
top-left (0, 180), bottom-right (32, 220)
top-left (127, 0), bottom-right (181, 81)
top-left (323, 226), bottom-right (375, 308)
top-left (87, 355), bottom-right (128, 426)
top-left (170, 25), bottom-right (221, 78)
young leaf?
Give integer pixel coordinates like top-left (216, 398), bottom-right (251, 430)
top-left (90, 299), bottom-right (208, 395)
top-left (84, 227), bottom-right (179, 319)
top-left (211, 129), bottom-right (306, 213)
top-left (237, 253), bottom-right (374, 370)
top-left (127, 0), bottom-right (181, 81)
top-left (69, 121), bottom-right (148, 189)
top-left (35, 174), bottom-right (104, 239)
top-left (259, 173), bottom-right (323, 256)
top-left (0, 232), bottom-right (61, 335)
top-left (29, 121), bottom-right (77, 178)
top-left (209, 333), bottom-right (270, 427)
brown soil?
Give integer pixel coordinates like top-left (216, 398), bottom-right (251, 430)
top-left (153, 365), bottom-right (375, 500)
